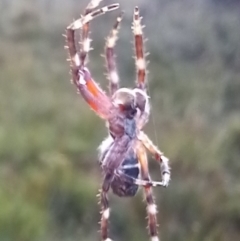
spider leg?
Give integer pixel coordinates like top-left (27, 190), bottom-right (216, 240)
top-left (105, 12), bottom-right (123, 96)
top-left (132, 6), bottom-right (147, 90)
top-left (66, 3), bottom-right (119, 119)
top-left (79, 0), bottom-right (115, 66)
top-left (68, 4), bottom-right (119, 31)
top-left (115, 169), bottom-right (165, 187)
top-left (99, 173), bottom-right (113, 241)
top-left (139, 131), bottom-right (171, 187)
top-left (131, 7), bottom-right (151, 128)
top-left (137, 142), bottom-right (160, 241)
top-left (78, 0), bottom-right (100, 67)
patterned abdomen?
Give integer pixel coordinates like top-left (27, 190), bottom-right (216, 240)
top-left (99, 136), bottom-right (140, 197)
top-left (111, 151), bottom-right (139, 197)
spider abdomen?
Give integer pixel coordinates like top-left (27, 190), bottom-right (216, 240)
top-left (99, 136), bottom-right (140, 197)
top-left (111, 151), bottom-right (139, 197)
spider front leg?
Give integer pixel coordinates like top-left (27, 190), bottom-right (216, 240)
top-left (137, 142), bottom-right (160, 241)
top-left (105, 12), bottom-right (123, 96)
top-left (139, 131), bottom-right (171, 187)
top-left (133, 6), bottom-right (147, 91)
top-left (132, 7), bottom-right (151, 129)
top-left (65, 3), bottom-right (119, 119)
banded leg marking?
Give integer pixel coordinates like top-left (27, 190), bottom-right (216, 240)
top-left (100, 173), bottom-right (113, 241)
top-left (115, 169), bottom-right (165, 187)
top-left (65, 3), bottom-right (118, 119)
top-left (137, 143), bottom-right (160, 241)
top-left (68, 4), bottom-right (119, 31)
top-left (132, 7), bottom-right (147, 90)
top-left (105, 12), bottom-right (123, 95)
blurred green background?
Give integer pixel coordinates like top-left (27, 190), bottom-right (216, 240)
top-left (0, 0), bottom-right (240, 240)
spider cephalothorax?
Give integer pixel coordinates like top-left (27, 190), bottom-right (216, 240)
top-left (65, 1), bottom-right (171, 241)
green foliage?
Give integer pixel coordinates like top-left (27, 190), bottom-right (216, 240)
top-left (0, 0), bottom-right (240, 240)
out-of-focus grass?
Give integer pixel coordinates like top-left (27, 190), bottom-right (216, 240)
top-left (0, 0), bottom-right (240, 241)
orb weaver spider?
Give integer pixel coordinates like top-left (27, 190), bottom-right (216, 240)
top-left (65, 1), bottom-right (170, 241)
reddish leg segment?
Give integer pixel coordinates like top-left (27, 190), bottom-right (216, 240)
top-left (133, 7), bottom-right (147, 90)
top-left (99, 173), bottom-right (113, 241)
top-left (132, 7), bottom-right (150, 129)
top-left (65, 3), bottom-right (119, 119)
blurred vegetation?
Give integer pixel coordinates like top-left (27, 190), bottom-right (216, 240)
top-left (0, 0), bottom-right (240, 241)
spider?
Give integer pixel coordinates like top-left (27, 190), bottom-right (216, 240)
top-left (65, 1), bottom-right (171, 241)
